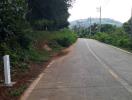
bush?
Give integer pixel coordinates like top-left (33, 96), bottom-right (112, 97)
top-left (92, 31), bottom-right (132, 49)
top-left (56, 37), bottom-right (72, 47)
top-left (117, 39), bottom-right (127, 47)
top-left (17, 34), bottom-right (32, 49)
top-left (55, 29), bottom-right (77, 47)
top-left (0, 29), bottom-right (77, 77)
top-left (93, 32), bottom-right (109, 43)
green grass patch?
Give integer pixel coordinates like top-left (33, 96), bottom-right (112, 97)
top-left (28, 48), bottom-right (51, 62)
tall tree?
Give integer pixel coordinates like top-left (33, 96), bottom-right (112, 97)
top-left (27, 0), bottom-right (73, 30)
top-left (0, 0), bottom-right (28, 41)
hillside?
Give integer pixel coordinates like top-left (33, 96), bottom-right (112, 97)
top-left (69, 18), bottom-right (122, 28)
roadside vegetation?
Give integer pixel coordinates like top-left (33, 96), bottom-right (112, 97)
top-left (73, 19), bottom-right (132, 51)
top-left (0, 0), bottom-right (77, 100)
top-left (92, 31), bottom-right (132, 49)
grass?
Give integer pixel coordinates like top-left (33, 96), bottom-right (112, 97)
top-left (28, 48), bottom-right (51, 62)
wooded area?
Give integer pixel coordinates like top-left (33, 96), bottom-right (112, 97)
top-left (0, 0), bottom-right (73, 42)
top-left (0, 0), bottom-right (77, 99)
top-left (0, 0), bottom-right (74, 64)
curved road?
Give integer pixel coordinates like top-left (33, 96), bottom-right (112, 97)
top-left (27, 39), bottom-right (132, 100)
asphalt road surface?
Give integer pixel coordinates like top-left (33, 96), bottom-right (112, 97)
top-left (27, 38), bottom-right (132, 100)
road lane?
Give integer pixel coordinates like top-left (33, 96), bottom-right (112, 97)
top-left (87, 39), bottom-right (132, 86)
top-left (85, 39), bottom-right (132, 94)
top-left (27, 39), bottom-right (132, 100)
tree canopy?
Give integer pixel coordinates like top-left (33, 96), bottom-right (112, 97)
top-left (0, 0), bottom-right (73, 42)
top-left (0, 0), bottom-right (28, 42)
top-left (123, 18), bottom-right (132, 35)
top-left (27, 0), bottom-right (73, 30)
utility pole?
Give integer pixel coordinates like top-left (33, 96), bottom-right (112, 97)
top-left (131, 8), bottom-right (132, 35)
top-left (97, 6), bottom-right (102, 32)
top-left (99, 6), bottom-right (102, 32)
top-left (89, 17), bottom-right (92, 36)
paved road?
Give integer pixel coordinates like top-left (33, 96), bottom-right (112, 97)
top-left (27, 39), bottom-right (132, 100)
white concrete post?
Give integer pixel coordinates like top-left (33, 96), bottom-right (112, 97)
top-left (3, 55), bottom-right (12, 86)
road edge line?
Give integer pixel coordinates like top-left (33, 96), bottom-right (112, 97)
top-left (108, 45), bottom-right (132, 55)
top-left (85, 39), bottom-right (132, 94)
top-left (93, 39), bottom-right (132, 55)
top-left (20, 61), bottom-right (54, 100)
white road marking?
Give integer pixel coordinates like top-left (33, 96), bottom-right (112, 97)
top-left (108, 44), bottom-right (132, 55)
top-left (85, 39), bottom-right (132, 94)
top-left (20, 73), bottom-right (44, 100)
top-left (20, 60), bottom-right (55, 100)
top-left (94, 39), bottom-right (132, 55)
top-left (47, 61), bottom-right (55, 68)
top-left (108, 69), bottom-right (118, 79)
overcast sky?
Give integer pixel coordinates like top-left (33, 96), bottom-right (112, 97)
top-left (68, 0), bottom-right (132, 23)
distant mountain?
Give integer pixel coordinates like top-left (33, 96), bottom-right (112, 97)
top-left (69, 18), bottom-right (122, 28)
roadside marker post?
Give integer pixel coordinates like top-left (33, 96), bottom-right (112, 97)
top-left (3, 55), bottom-right (12, 86)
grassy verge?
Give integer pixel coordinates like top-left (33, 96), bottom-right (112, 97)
top-left (0, 29), bottom-right (77, 100)
top-left (91, 32), bottom-right (132, 52)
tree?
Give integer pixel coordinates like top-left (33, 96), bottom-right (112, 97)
top-left (100, 24), bottom-right (116, 34)
top-left (90, 23), bottom-right (99, 35)
top-left (0, 0), bottom-right (28, 42)
top-left (123, 18), bottom-right (132, 35)
top-left (27, 0), bottom-right (73, 30)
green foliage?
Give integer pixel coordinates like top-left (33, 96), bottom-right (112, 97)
top-left (0, 0), bottom-right (76, 83)
top-left (28, 29), bottom-right (77, 48)
top-left (73, 24), bottom-right (117, 38)
top-left (0, 0), bottom-right (28, 41)
top-left (0, 1), bottom-right (76, 99)
top-left (55, 29), bottom-right (77, 47)
top-left (0, 29), bottom-right (77, 77)
top-left (32, 20), bottom-right (54, 30)
top-left (27, 0), bottom-right (73, 30)
top-left (123, 18), bottom-right (132, 35)
top-left (92, 28), bottom-right (132, 49)
top-left (73, 18), bottom-right (132, 51)
top-left (93, 32), bottom-right (110, 43)
top-left (101, 24), bottom-right (116, 33)
top-left (28, 48), bottom-right (50, 62)
top-left (0, 0), bottom-right (32, 70)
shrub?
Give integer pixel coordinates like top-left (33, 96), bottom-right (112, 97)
top-left (92, 31), bottom-right (132, 49)
top-left (56, 37), bottom-right (71, 47)
top-left (17, 34), bottom-right (32, 49)
top-left (93, 32), bottom-right (109, 43)
top-left (52, 29), bottom-right (77, 47)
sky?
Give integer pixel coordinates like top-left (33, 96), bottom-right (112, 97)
top-left (68, 0), bottom-right (132, 23)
